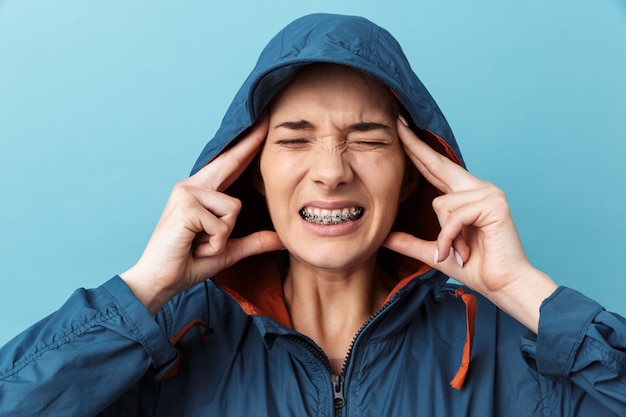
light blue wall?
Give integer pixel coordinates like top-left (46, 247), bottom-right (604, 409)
top-left (1, 0), bottom-right (625, 346)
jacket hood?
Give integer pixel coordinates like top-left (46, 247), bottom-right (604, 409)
top-left (192, 13), bottom-right (463, 172)
top-left (193, 13), bottom-right (465, 289)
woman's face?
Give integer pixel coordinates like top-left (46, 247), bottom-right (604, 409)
top-left (259, 65), bottom-right (410, 272)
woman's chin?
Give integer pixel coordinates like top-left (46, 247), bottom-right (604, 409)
top-left (286, 244), bottom-right (378, 272)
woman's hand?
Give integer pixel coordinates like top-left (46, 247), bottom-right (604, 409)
top-left (120, 116), bottom-right (284, 314)
top-left (383, 118), bottom-right (557, 332)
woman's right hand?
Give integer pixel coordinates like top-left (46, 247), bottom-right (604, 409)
top-left (120, 116), bottom-right (284, 314)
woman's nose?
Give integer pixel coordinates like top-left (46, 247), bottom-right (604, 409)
top-left (308, 147), bottom-right (353, 190)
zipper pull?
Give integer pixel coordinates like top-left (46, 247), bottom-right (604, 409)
top-left (332, 374), bottom-right (345, 410)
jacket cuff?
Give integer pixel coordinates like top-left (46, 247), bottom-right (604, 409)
top-left (535, 286), bottom-right (604, 382)
top-left (100, 276), bottom-right (178, 373)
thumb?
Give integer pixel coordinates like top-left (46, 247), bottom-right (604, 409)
top-left (382, 231), bottom-right (436, 266)
top-left (226, 231), bottom-right (285, 266)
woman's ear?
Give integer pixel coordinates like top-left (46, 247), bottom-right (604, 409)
top-left (399, 158), bottom-right (420, 202)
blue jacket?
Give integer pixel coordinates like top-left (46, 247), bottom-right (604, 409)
top-left (1, 13), bottom-right (625, 416)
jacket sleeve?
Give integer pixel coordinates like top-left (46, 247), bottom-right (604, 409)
top-left (0, 276), bottom-right (179, 417)
top-left (521, 286), bottom-right (626, 417)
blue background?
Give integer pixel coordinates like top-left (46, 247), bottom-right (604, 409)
top-left (1, 0), bottom-right (625, 346)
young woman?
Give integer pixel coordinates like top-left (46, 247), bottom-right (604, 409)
top-left (1, 13), bottom-right (624, 416)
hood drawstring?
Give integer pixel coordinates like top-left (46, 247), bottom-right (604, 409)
top-left (155, 281), bottom-right (214, 381)
top-left (449, 287), bottom-right (477, 390)
top-left (154, 318), bottom-right (212, 381)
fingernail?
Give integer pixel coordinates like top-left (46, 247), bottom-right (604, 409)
top-left (433, 248), bottom-right (439, 265)
top-left (399, 114), bottom-right (409, 127)
top-left (454, 250), bottom-right (464, 268)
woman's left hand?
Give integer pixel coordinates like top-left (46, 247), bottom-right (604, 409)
top-left (383, 117), bottom-right (558, 332)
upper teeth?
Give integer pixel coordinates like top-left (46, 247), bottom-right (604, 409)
top-left (300, 207), bottom-right (363, 225)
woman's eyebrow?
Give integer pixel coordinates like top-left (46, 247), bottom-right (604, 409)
top-left (274, 120), bottom-right (392, 131)
top-left (274, 120), bottom-right (314, 130)
top-left (348, 122), bottom-right (392, 132)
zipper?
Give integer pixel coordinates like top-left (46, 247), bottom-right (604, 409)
top-left (286, 335), bottom-right (344, 416)
top-left (286, 298), bottom-right (393, 417)
top-left (338, 300), bottom-right (391, 377)
top-left (332, 374), bottom-right (345, 415)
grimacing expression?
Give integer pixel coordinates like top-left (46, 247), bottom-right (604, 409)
top-left (259, 64), bottom-right (414, 272)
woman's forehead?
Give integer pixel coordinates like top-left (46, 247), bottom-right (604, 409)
top-left (269, 64), bottom-right (397, 117)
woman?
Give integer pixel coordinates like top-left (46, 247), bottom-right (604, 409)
top-left (1, 13), bottom-right (625, 416)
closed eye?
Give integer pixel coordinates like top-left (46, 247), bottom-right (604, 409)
top-left (347, 136), bottom-right (393, 149)
top-left (276, 138), bottom-right (310, 146)
top-left (353, 140), bottom-right (389, 147)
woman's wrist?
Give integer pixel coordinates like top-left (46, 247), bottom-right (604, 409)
top-left (486, 266), bottom-right (558, 334)
top-left (119, 266), bottom-right (175, 315)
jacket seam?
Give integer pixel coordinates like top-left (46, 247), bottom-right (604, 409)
top-left (558, 305), bottom-right (604, 382)
top-left (536, 372), bottom-right (555, 417)
top-left (0, 309), bottom-right (120, 380)
top-left (581, 337), bottom-right (625, 374)
top-left (100, 284), bottom-right (160, 362)
top-left (159, 302), bottom-right (174, 340)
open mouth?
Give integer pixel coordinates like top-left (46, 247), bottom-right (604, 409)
top-left (300, 206), bottom-right (364, 225)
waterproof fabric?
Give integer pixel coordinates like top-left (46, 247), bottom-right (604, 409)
top-left (1, 13), bottom-right (626, 417)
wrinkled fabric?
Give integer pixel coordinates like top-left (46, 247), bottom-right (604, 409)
top-left (1, 13), bottom-right (626, 417)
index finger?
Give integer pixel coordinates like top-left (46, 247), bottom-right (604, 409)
top-left (193, 115), bottom-right (269, 191)
top-left (397, 117), bottom-right (480, 193)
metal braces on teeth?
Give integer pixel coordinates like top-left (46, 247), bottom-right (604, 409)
top-left (300, 207), bottom-right (363, 224)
